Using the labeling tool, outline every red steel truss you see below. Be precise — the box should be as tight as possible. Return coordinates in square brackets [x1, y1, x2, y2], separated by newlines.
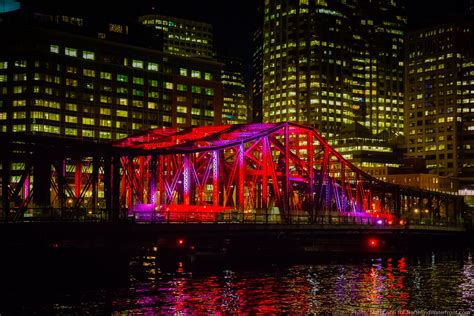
[1, 123, 464, 224]
[111, 122, 403, 223]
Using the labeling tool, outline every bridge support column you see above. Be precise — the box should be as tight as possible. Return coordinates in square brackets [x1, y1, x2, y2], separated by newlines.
[184, 154, 191, 206]
[150, 155, 157, 205]
[56, 159, 66, 211]
[212, 151, 219, 207]
[92, 156, 99, 215]
[238, 143, 245, 212]
[284, 124, 290, 222]
[2, 156, 10, 221]
[112, 155, 121, 221]
[104, 155, 112, 221]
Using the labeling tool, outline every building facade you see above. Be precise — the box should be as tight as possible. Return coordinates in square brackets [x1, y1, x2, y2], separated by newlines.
[0, 10, 223, 142]
[220, 57, 248, 124]
[405, 22, 474, 189]
[260, 0, 406, 142]
[139, 15, 214, 59]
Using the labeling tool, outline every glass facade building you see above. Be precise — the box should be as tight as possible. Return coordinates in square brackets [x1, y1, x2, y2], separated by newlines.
[139, 15, 214, 59]
[261, 0, 406, 142]
[0, 10, 223, 141]
[405, 22, 474, 189]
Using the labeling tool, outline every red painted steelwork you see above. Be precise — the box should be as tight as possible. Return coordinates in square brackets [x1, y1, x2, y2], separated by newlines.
[112, 122, 396, 223]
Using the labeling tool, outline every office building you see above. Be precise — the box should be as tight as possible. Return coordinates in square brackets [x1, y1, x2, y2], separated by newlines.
[405, 23, 474, 190]
[260, 0, 406, 142]
[139, 14, 214, 59]
[220, 57, 248, 124]
[0, 8, 223, 141]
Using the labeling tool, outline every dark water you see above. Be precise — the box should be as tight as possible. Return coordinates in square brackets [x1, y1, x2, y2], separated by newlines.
[1, 248, 473, 314]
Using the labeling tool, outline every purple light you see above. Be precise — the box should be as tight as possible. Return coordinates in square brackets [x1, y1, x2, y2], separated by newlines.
[376, 219, 383, 225]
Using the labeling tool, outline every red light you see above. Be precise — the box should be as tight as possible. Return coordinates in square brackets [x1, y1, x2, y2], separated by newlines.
[368, 238, 378, 248]
[177, 239, 185, 246]
[388, 220, 393, 225]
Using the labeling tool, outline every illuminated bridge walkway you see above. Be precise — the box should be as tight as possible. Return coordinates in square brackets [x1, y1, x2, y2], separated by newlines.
[1, 123, 467, 232]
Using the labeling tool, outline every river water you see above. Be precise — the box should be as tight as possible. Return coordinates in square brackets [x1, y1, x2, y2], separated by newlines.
[1, 248, 473, 314]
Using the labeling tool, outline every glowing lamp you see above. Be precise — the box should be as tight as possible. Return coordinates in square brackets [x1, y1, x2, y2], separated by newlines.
[177, 239, 185, 246]
[376, 219, 383, 225]
[414, 208, 419, 214]
[399, 219, 404, 225]
[388, 220, 393, 225]
[424, 209, 429, 213]
[368, 238, 378, 248]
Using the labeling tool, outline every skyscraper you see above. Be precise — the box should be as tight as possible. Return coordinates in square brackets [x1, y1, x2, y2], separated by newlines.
[139, 15, 215, 59]
[220, 56, 248, 124]
[260, 0, 406, 142]
[405, 22, 474, 189]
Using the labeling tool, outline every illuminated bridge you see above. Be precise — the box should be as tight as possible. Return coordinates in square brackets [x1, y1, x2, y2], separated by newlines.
[1, 122, 466, 229]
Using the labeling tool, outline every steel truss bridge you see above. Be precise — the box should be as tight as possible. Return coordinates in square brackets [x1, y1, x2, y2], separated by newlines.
[0, 123, 466, 227]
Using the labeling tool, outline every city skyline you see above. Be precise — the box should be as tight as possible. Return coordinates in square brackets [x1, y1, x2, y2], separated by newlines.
[17, 0, 473, 83]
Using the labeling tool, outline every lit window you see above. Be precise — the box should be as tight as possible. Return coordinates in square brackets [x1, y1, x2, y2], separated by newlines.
[100, 72, 112, 80]
[117, 87, 128, 94]
[191, 70, 201, 78]
[132, 100, 143, 107]
[0, 61, 8, 69]
[66, 103, 77, 111]
[0, 75, 7, 82]
[50, 45, 60, 54]
[177, 84, 187, 92]
[13, 100, 26, 107]
[117, 74, 128, 82]
[65, 47, 77, 57]
[148, 63, 159, 71]
[83, 69, 95, 77]
[164, 82, 173, 89]
[118, 98, 128, 106]
[133, 89, 144, 97]
[116, 110, 128, 117]
[14, 60, 27, 67]
[99, 131, 112, 139]
[100, 119, 112, 127]
[82, 117, 95, 125]
[177, 106, 187, 113]
[82, 130, 95, 137]
[100, 108, 111, 115]
[180, 68, 187, 76]
[148, 91, 158, 98]
[65, 115, 77, 123]
[83, 51, 95, 60]
[65, 128, 77, 136]
[133, 77, 144, 85]
[204, 73, 212, 80]
[204, 88, 214, 96]
[132, 59, 144, 68]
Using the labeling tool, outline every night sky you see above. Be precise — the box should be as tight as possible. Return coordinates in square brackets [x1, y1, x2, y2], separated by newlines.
[19, 0, 473, 83]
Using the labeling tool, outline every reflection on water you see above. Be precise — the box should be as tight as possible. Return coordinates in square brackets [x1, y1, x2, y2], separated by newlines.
[0, 249, 473, 314]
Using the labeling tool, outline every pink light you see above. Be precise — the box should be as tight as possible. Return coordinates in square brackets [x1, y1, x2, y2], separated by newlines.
[177, 239, 185, 246]
[376, 219, 383, 225]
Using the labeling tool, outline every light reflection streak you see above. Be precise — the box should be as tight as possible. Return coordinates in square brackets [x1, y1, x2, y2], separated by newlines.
[115, 252, 474, 313]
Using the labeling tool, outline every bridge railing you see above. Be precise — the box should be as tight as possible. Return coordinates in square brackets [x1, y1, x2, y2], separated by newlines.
[129, 211, 465, 229]
[0, 208, 466, 229]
